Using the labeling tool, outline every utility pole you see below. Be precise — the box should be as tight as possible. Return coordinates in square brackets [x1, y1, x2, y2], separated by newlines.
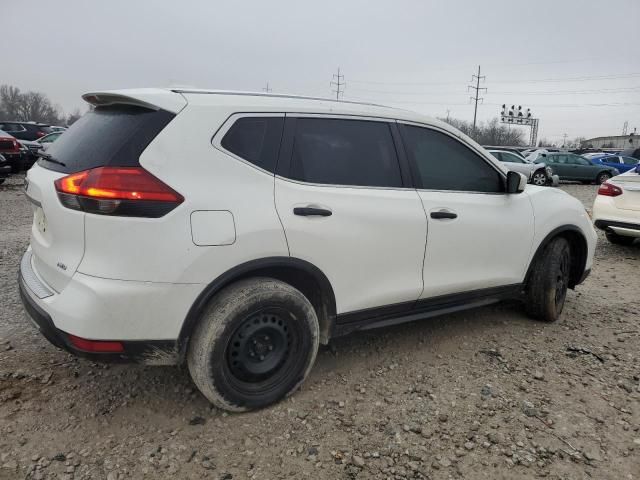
[468, 65, 486, 133]
[446, 109, 451, 122]
[262, 82, 272, 93]
[330, 67, 345, 101]
[562, 133, 568, 148]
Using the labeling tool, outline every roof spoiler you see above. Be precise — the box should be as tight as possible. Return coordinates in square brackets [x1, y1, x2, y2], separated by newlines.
[82, 88, 187, 114]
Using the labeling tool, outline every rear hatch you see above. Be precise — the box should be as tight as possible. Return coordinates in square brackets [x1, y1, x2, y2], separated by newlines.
[612, 172, 640, 212]
[25, 99, 179, 293]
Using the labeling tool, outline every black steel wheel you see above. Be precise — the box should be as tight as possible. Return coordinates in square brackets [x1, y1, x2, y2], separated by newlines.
[525, 237, 572, 322]
[188, 278, 319, 412]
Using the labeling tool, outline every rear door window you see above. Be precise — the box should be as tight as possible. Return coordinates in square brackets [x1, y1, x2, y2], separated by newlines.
[41, 105, 175, 173]
[286, 118, 402, 188]
[220, 117, 284, 173]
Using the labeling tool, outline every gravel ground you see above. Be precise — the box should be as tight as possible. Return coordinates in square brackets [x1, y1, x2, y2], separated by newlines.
[1, 174, 639, 480]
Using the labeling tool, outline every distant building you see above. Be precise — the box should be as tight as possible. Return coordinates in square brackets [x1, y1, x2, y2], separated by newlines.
[582, 134, 639, 149]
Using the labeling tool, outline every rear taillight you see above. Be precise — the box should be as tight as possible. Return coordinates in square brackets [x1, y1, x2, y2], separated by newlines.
[54, 167, 184, 217]
[597, 182, 623, 197]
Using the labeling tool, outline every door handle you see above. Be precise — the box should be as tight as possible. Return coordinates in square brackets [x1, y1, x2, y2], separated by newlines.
[430, 210, 457, 220]
[294, 207, 332, 217]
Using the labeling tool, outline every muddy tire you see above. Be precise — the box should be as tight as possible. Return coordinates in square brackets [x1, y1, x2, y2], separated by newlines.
[187, 278, 319, 412]
[525, 237, 571, 322]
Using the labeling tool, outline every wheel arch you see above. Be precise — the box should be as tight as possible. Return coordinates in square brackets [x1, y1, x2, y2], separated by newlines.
[524, 225, 588, 291]
[178, 257, 337, 360]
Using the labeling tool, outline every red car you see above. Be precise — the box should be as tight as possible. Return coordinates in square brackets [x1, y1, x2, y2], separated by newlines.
[0, 129, 26, 173]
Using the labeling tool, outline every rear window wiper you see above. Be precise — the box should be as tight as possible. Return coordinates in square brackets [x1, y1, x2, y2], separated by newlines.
[37, 151, 66, 167]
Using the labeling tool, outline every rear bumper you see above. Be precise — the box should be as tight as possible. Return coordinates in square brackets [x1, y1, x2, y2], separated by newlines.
[19, 275, 178, 363]
[18, 248, 204, 364]
[594, 219, 640, 238]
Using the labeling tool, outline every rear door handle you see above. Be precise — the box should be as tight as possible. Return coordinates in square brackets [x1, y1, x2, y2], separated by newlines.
[293, 207, 332, 217]
[430, 211, 457, 220]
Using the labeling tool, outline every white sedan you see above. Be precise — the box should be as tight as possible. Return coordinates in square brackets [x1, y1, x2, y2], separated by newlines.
[592, 167, 640, 245]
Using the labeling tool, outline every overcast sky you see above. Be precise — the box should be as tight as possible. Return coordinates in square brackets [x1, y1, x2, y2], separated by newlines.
[4, 0, 639, 143]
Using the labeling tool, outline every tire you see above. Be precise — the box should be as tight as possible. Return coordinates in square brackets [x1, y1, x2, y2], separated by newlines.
[187, 277, 320, 412]
[605, 231, 635, 246]
[531, 170, 547, 186]
[596, 172, 611, 184]
[525, 237, 571, 322]
[0, 178, 5, 185]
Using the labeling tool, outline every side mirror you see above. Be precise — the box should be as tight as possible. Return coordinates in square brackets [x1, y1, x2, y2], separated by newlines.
[506, 171, 527, 194]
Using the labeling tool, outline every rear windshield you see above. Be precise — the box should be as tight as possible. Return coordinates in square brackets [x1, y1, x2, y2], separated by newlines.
[40, 105, 175, 173]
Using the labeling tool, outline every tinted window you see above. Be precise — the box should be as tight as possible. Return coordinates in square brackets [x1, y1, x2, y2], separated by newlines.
[289, 118, 402, 188]
[0, 123, 23, 133]
[402, 125, 503, 192]
[221, 117, 284, 173]
[41, 105, 174, 173]
[622, 156, 638, 165]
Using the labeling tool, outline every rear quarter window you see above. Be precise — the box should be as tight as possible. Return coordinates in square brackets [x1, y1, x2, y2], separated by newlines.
[40, 105, 175, 173]
[220, 117, 284, 173]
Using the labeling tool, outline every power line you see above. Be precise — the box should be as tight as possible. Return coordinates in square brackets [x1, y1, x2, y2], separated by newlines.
[348, 72, 640, 87]
[347, 85, 640, 96]
[330, 67, 345, 101]
[468, 65, 486, 132]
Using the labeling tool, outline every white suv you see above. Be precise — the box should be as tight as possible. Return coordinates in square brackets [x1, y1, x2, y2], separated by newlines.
[20, 89, 597, 411]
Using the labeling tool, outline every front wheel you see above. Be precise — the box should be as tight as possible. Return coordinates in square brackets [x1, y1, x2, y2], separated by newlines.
[188, 278, 319, 412]
[606, 231, 636, 246]
[525, 237, 571, 322]
[531, 170, 548, 186]
[596, 172, 612, 184]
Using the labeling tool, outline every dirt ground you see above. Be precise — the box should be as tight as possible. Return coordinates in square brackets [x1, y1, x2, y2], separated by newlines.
[1, 174, 638, 480]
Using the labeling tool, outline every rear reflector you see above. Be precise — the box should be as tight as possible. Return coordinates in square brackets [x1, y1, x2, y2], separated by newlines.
[54, 167, 183, 217]
[67, 334, 124, 353]
[597, 182, 623, 197]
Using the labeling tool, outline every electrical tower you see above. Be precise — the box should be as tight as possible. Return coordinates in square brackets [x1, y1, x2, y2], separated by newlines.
[468, 65, 486, 132]
[262, 82, 272, 93]
[622, 120, 629, 135]
[562, 133, 568, 148]
[330, 67, 345, 101]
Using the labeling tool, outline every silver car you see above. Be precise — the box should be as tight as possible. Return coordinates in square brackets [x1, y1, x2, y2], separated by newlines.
[488, 149, 558, 186]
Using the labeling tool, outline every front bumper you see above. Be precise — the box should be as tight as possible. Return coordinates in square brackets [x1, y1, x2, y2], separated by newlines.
[18, 249, 203, 364]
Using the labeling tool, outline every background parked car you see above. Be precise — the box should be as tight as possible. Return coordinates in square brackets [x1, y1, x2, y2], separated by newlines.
[36, 131, 63, 151]
[0, 121, 54, 141]
[0, 128, 26, 173]
[487, 149, 557, 186]
[49, 126, 67, 132]
[591, 154, 639, 173]
[17, 139, 44, 169]
[0, 153, 10, 184]
[533, 152, 619, 184]
[592, 169, 640, 245]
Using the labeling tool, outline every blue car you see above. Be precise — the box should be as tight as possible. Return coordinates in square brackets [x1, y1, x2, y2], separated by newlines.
[591, 154, 639, 173]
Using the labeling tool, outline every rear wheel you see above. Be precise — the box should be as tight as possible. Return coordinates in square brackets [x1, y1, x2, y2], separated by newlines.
[605, 231, 636, 246]
[187, 278, 319, 412]
[596, 172, 612, 184]
[525, 237, 571, 322]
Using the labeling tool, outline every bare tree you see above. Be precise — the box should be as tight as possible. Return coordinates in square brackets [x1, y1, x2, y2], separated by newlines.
[0, 84, 76, 125]
[440, 116, 526, 146]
